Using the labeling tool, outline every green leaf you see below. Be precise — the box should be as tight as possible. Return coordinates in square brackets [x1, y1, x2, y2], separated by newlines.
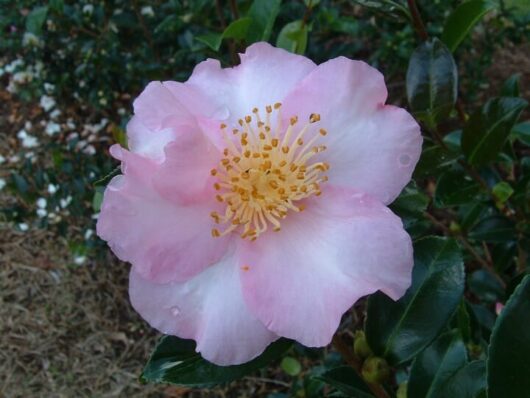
[441, 0, 497, 52]
[197, 17, 252, 51]
[468, 216, 516, 243]
[487, 275, 530, 398]
[276, 20, 308, 55]
[317, 366, 375, 398]
[408, 330, 467, 398]
[26, 5, 49, 35]
[434, 169, 482, 207]
[492, 181, 514, 203]
[92, 187, 104, 212]
[500, 74, 521, 97]
[437, 361, 487, 398]
[281, 356, 301, 376]
[462, 97, 527, 166]
[414, 144, 459, 178]
[246, 0, 282, 43]
[390, 183, 430, 218]
[512, 121, 530, 146]
[365, 237, 465, 365]
[468, 270, 505, 304]
[406, 38, 458, 126]
[141, 336, 292, 387]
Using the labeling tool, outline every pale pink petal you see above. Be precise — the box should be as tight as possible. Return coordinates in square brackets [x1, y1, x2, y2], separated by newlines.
[129, 253, 278, 365]
[152, 125, 221, 205]
[239, 186, 413, 347]
[97, 147, 228, 283]
[282, 57, 422, 204]
[167, 42, 316, 130]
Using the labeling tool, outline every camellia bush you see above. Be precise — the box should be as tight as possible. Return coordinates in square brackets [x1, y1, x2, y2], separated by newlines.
[2, 0, 530, 397]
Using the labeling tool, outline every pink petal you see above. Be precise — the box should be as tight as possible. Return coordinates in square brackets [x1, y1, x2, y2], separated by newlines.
[282, 57, 422, 205]
[96, 147, 229, 283]
[239, 186, 413, 347]
[129, 254, 278, 365]
[169, 42, 316, 130]
[152, 125, 221, 205]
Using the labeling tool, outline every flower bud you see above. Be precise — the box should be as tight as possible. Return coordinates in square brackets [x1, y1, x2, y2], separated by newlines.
[353, 330, 373, 359]
[362, 357, 390, 384]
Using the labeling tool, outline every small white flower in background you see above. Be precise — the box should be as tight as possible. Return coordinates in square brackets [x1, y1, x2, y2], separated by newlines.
[74, 255, 87, 265]
[48, 184, 58, 194]
[25, 121, 32, 130]
[141, 6, 154, 17]
[66, 119, 76, 129]
[5, 59, 24, 74]
[0, 155, 5, 164]
[48, 212, 62, 223]
[83, 145, 96, 156]
[50, 109, 61, 119]
[18, 223, 29, 232]
[84, 229, 94, 240]
[23, 32, 41, 47]
[13, 71, 33, 84]
[117, 107, 127, 116]
[17, 129, 39, 148]
[82, 4, 94, 15]
[9, 155, 20, 163]
[36, 208, 47, 218]
[67, 132, 79, 141]
[60, 196, 72, 208]
[45, 121, 61, 136]
[24, 151, 36, 160]
[44, 82, 55, 93]
[40, 95, 56, 112]
[0, 178, 6, 191]
[36, 198, 47, 209]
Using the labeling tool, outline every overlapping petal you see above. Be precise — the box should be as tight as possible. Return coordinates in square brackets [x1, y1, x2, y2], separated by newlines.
[282, 57, 422, 205]
[129, 253, 278, 365]
[96, 145, 228, 284]
[239, 187, 413, 347]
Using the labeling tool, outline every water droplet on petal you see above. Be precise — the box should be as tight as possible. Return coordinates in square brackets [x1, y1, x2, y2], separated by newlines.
[169, 306, 180, 316]
[399, 154, 411, 167]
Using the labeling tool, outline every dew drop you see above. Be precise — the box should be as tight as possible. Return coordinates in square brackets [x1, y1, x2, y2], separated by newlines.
[169, 306, 181, 316]
[399, 154, 411, 167]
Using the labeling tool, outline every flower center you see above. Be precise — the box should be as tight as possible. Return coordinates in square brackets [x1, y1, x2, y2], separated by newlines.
[210, 103, 329, 241]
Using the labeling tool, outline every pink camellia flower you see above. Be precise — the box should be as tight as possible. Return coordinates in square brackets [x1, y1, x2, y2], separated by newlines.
[97, 42, 422, 366]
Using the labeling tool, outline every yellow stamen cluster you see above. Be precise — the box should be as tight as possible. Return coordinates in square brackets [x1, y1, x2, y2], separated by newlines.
[210, 103, 329, 241]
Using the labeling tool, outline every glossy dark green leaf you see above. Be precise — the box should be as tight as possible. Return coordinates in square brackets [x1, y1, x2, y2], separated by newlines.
[468, 216, 516, 243]
[512, 121, 530, 146]
[276, 20, 308, 55]
[437, 361, 487, 398]
[434, 169, 482, 207]
[141, 336, 292, 387]
[317, 366, 374, 398]
[246, 0, 282, 43]
[365, 237, 465, 364]
[196, 17, 252, 51]
[462, 97, 527, 166]
[487, 275, 530, 398]
[501, 74, 521, 97]
[406, 38, 458, 126]
[390, 183, 430, 218]
[408, 330, 467, 398]
[414, 144, 459, 178]
[441, 0, 497, 52]
[453, 300, 472, 342]
[468, 270, 505, 303]
[26, 5, 49, 35]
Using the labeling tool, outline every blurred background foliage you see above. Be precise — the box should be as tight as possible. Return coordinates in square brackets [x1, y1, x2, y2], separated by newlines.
[1, 0, 530, 397]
